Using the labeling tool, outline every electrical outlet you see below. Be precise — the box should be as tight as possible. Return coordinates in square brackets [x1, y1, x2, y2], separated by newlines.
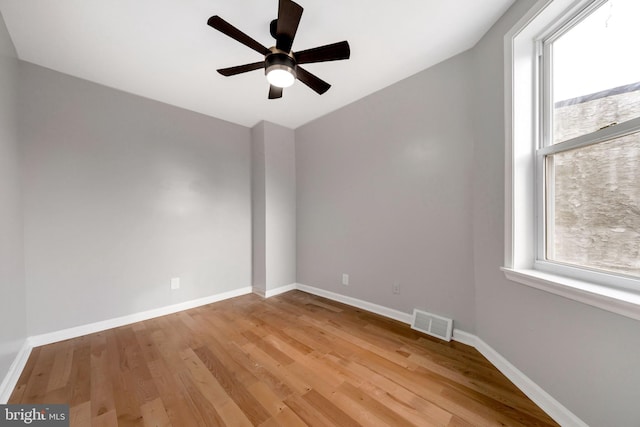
[392, 283, 400, 295]
[170, 277, 180, 290]
[342, 273, 349, 286]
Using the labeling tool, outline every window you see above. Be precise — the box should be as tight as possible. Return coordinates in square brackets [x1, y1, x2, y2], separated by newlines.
[504, 0, 640, 320]
[538, 0, 640, 281]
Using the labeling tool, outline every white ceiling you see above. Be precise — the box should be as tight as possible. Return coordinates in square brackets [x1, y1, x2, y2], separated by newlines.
[0, 0, 514, 129]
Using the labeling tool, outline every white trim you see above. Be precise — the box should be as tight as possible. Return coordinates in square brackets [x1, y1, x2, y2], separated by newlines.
[264, 283, 297, 298]
[504, 0, 640, 320]
[504, 0, 554, 270]
[28, 286, 252, 347]
[1, 283, 586, 426]
[295, 283, 413, 324]
[274, 284, 477, 348]
[0, 340, 32, 404]
[2, 286, 253, 401]
[451, 329, 477, 347]
[538, 117, 640, 156]
[535, 259, 640, 293]
[292, 283, 586, 427]
[473, 337, 588, 427]
[502, 267, 640, 321]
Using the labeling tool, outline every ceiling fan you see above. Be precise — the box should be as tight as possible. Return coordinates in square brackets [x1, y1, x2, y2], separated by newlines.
[207, 0, 351, 99]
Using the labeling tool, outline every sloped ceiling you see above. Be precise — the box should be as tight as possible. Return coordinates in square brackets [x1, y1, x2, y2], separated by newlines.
[0, 0, 514, 128]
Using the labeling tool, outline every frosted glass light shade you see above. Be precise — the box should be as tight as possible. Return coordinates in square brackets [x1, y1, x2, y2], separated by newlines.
[266, 66, 295, 88]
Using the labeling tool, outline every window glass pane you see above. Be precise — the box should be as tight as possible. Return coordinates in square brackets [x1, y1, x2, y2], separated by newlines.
[552, 0, 640, 144]
[546, 131, 640, 277]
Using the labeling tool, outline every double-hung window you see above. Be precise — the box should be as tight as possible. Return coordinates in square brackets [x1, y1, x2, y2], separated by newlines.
[505, 0, 640, 318]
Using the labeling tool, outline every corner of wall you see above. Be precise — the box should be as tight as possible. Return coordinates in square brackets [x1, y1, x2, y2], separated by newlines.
[0, 9, 28, 404]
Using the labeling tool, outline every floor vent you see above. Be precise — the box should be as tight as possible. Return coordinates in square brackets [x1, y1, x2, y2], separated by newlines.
[411, 309, 453, 342]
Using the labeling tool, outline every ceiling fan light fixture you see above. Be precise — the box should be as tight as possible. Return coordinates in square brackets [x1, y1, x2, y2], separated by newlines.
[208, 0, 350, 99]
[265, 48, 297, 88]
[266, 65, 296, 87]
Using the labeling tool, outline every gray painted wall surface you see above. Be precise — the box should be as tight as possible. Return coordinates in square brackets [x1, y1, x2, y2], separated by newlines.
[251, 122, 267, 294]
[263, 122, 296, 291]
[251, 121, 296, 294]
[19, 63, 252, 335]
[296, 53, 476, 332]
[471, 1, 640, 425]
[0, 12, 26, 383]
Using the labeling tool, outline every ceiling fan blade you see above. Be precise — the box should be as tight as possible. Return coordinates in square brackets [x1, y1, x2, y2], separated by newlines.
[207, 16, 270, 56]
[268, 85, 283, 99]
[217, 61, 265, 77]
[296, 66, 331, 95]
[295, 41, 350, 64]
[275, 0, 304, 52]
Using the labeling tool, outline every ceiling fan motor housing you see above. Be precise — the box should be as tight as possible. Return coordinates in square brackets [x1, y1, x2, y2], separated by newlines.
[265, 48, 297, 79]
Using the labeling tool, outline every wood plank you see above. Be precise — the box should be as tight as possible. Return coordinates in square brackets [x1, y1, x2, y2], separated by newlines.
[241, 342, 312, 395]
[68, 341, 92, 407]
[146, 359, 207, 427]
[106, 329, 144, 427]
[8, 346, 42, 403]
[46, 340, 74, 393]
[301, 389, 362, 427]
[19, 344, 57, 403]
[140, 397, 172, 427]
[336, 380, 420, 427]
[175, 369, 226, 426]
[283, 393, 336, 427]
[338, 356, 455, 426]
[241, 330, 295, 366]
[69, 401, 91, 427]
[92, 409, 118, 427]
[259, 406, 307, 427]
[89, 332, 116, 419]
[247, 381, 286, 417]
[225, 341, 293, 400]
[179, 348, 254, 426]
[193, 345, 271, 425]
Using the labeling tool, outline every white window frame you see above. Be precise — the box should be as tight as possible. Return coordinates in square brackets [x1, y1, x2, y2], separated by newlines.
[503, 0, 640, 321]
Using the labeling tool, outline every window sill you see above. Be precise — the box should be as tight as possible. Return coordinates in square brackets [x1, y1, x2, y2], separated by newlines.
[501, 267, 640, 321]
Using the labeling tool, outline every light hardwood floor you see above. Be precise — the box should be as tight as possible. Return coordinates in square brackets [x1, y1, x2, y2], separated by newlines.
[9, 290, 559, 426]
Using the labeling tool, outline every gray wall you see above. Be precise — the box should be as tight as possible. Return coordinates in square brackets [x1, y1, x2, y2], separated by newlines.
[296, 52, 477, 332]
[0, 11, 26, 383]
[471, 1, 640, 426]
[19, 63, 252, 335]
[251, 121, 296, 294]
[263, 122, 296, 292]
[251, 122, 267, 294]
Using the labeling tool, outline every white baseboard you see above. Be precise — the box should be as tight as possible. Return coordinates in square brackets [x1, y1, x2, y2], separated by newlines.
[295, 283, 414, 324]
[252, 288, 266, 298]
[1, 286, 253, 402]
[473, 337, 588, 427]
[290, 283, 586, 427]
[28, 286, 252, 348]
[451, 329, 477, 347]
[264, 283, 297, 298]
[0, 339, 32, 404]
[1, 282, 586, 426]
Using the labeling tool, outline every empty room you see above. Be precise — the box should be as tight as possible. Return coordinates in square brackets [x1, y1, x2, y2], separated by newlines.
[1, 0, 639, 426]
